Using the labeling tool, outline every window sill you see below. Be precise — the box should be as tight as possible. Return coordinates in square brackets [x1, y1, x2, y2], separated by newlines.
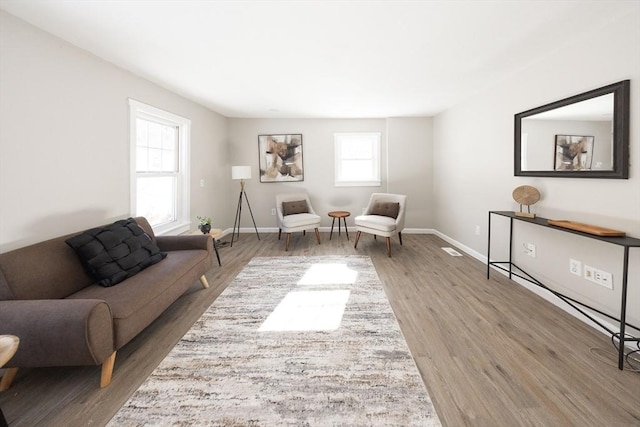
[154, 221, 191, 236]
[335, 181, 381, 187]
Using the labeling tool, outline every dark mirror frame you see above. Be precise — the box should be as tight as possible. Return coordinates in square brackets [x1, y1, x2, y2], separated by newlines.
[514, 80, 630, 179]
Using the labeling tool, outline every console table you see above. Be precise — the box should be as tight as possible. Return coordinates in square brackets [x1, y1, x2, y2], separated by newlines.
[487, 210, 640, 370]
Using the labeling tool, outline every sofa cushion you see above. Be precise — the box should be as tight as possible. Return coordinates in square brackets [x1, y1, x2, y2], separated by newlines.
[370, 202, 400, 219]
[282, 200, 309, 216]
[68, 249, 210, 348]
[65, 218, 166, 287]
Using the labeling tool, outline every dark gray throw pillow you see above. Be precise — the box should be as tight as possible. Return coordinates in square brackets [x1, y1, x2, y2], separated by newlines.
[282, 200, 309, 216]
[370, 202, 400, 219]
[65, 218, 166, 287]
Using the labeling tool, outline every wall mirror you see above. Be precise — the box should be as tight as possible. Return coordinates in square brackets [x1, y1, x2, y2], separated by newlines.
[514, 80, 629, 179]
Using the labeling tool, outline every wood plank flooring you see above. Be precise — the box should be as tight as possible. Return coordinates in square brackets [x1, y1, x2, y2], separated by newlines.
[1, 233, 638, 426]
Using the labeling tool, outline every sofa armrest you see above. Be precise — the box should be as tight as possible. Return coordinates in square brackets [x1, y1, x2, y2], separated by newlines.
[156, 234, 213, 252]
[0, 299, 114, 368]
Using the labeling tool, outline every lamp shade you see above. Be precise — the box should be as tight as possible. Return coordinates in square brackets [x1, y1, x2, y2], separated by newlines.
[232, 166, 251, 180]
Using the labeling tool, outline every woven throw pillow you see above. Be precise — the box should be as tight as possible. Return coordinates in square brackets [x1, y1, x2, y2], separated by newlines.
[66, 218, 166, 287]
[282, 200, 309, 216]
[370, 202, 400, 219]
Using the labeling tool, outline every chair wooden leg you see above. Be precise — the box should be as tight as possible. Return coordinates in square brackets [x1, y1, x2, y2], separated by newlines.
[0, 367, 18, 391]
[354, 231, 361, 249]
[278, 229, 282, 240]
[199, 275, 209, 289]
[398, 231, 403, 245]
[314, 228, 321, 244]
[386, 237, 391, 257]
[303, 230, 306, 236]
[285, 233, 291, 251]
[100, 351, 117, 388]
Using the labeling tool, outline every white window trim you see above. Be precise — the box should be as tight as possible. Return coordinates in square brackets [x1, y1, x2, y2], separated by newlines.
[129, 99, 190, 235]
[334, 132, 381, 187]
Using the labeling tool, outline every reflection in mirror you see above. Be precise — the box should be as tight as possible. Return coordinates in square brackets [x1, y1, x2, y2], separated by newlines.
[521, 94, 613, 171]
[514, 80, 629, 179]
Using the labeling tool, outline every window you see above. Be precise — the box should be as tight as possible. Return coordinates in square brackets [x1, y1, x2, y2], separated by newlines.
[334, 132, 381, 187]
[129, 99, 190, 235]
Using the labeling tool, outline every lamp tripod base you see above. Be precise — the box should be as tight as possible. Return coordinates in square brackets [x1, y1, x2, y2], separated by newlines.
[231, 187, 260, 246]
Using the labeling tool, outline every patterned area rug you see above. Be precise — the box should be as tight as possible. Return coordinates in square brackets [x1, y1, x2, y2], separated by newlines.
[109, 256, 441, 426]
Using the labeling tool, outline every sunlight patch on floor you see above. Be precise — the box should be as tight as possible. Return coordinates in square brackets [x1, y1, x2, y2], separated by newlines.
[258, 290, 351, 331]
[297, 263, 358, 286]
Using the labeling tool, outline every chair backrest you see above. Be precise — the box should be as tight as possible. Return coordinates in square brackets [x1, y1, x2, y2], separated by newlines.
[275, 193, 317, 223]
[365, 193, 407, 232]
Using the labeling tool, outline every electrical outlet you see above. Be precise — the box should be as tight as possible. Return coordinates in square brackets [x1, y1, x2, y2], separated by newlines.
[475, 225, 481, 235]
[599, 271, 613, 289]
[525, 243, 536, 258]
[584, 265, 596, 283]
[584, 265, 612, 289]
[594, 270, 603, 283]
[569, 259, 582, 276]
[271, 208, 276, 216]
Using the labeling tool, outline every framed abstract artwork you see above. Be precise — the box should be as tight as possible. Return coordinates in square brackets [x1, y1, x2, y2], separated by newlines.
[258, 134, 304, 182]
[554, 135, 594, 171]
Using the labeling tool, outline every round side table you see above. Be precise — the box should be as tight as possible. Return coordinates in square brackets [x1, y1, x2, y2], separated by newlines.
[328, 211, 351, 240]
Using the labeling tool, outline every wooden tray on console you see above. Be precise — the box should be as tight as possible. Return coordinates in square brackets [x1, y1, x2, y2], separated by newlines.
[547, 220, 626, 237]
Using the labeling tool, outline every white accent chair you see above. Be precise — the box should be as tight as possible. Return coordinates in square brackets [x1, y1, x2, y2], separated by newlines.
[354, 193, 407, 257]
[275, 193, 322, 251]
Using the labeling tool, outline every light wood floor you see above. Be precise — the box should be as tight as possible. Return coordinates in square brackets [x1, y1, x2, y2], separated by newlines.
[1, 233, 639, 426]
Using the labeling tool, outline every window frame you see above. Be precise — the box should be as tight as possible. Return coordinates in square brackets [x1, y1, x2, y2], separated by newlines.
[334, 132, 381, 187]
[129, 99, 190, 235]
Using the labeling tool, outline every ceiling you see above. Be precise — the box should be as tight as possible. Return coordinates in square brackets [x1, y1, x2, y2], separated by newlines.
[0, 1, 633, 118]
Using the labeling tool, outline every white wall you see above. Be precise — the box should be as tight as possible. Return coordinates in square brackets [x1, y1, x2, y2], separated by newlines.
[0, 11, 229, 252]
[433, 9, 640, 328]
[387, 117, 434, 229]
[227, 117, 433, 231]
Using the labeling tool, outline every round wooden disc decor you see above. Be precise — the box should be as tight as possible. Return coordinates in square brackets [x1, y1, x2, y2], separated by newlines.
[512, 185, 540, 206]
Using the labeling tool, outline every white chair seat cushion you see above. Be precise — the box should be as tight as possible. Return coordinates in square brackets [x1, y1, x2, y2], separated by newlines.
[354, 215, 397, 233]
[281, 213, 321, 228]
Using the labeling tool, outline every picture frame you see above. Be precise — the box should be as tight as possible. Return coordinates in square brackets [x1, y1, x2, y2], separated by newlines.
[554, 135, 594, 171]
[258, 134, 304, 182]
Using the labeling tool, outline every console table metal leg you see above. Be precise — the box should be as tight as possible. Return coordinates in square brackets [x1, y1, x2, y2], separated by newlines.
[487, 212, 492, 279]
[508, 218, 514, 279]
[618, 246, 630, 370]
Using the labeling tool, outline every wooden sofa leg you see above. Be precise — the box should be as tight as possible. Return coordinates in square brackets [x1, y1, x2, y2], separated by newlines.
[278, 229, 282, 240]
[0, 367, 18, 391]
[314, 228, 321, 244]
[398, 231, 403, 245]
[354, 231, 361, 249]
[199, 275, 210, 289]
[285, 233, 291, 251]
[386, 237, 392, 257]
[100, 351, 117, 388]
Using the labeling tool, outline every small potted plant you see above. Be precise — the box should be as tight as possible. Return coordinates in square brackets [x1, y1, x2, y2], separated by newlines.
[197, 216, 212, 234]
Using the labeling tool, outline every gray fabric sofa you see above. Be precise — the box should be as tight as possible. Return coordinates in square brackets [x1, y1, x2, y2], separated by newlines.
[0, 217, 214, 389]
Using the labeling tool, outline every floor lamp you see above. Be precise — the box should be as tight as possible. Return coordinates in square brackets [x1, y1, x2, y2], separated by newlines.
[231, 166, 260, 246]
